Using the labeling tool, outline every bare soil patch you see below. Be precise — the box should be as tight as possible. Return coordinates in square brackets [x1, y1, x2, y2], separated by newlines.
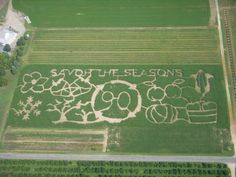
[209, 0, 217, 26]
[0, 0, 8, 7]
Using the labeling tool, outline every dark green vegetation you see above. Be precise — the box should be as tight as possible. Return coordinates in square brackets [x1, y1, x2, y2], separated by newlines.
[0, 53, 11, 87]
[0, 35, 28, 150]
[230, 5, 236, 99]
[0, 159, 231, 177]
[4, 64, 233, 155]
[0, 35, 30, 145]
[13, 0, 210, 27]
[3, 44, 11, 52]
[27, 28, 220, 64]
[233, 9, 236, 55]
[0, 34, 29, 84]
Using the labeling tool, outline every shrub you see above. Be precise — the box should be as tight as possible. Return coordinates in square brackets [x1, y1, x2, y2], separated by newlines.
[16, 37, 25, 46]
[0, 53, 11, 69]
[0, 66, 6, 76]
[15, 55, 21, 62]
[16, 49, 23, 57]
[10, 65, 17, 75]
[3, 44, 11, 52]
[24, 34, 30, 40]
[12, 60, 19, 68]
[0, 77, 8, 87]
[19, 46, 24, 52]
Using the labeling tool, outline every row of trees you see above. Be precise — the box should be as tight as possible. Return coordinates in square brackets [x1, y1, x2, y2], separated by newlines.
[0, 159, 231, 177]
[0, 159, 227, 169]
[0, 34, 29, 87]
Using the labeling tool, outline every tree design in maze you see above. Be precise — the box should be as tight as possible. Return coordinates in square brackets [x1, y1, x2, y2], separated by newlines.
[13, 68, 217, 125]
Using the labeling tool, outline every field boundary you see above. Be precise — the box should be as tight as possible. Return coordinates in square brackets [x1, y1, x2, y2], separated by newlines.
[215, 0, 236, 155]
[222, 10, 236, 112]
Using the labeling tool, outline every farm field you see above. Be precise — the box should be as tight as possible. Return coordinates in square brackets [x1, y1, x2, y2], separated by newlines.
[13, 0, 210, 27]
[26, 28, 221, 64]
[0, 0, 234, 158]
[0, 159, 231, 177]
[3, 64, 233, 155]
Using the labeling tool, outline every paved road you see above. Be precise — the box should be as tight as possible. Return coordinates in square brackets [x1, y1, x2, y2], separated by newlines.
[0, 153, 236, 164]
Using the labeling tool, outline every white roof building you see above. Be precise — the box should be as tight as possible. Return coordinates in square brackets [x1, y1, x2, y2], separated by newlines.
[0, 28, 18, 46]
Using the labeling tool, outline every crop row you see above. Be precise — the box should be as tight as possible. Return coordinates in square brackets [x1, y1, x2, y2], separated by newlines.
[27, 28, 220, 64]
[223, 10, 236, 102]
[33, 29, 217, 40]
[27, 52, 220, 64]
[5, 132, 104, 142]
[32, 43, 217, 51]
[0, 160, 230, 177]
[3, 141, 103, 153]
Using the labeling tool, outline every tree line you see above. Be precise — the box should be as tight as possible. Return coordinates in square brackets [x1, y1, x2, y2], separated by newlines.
[0, 159, 231, 177]
[0, 34, 29, 87]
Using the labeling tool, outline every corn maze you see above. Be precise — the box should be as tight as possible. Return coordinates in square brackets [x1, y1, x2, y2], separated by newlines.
[12, 67, 219, 125]
[4, 65, 233, 154]
[1, 0, 233, 157]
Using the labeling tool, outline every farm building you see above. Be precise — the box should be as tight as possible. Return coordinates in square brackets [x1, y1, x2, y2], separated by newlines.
[0, 28, 17, 51]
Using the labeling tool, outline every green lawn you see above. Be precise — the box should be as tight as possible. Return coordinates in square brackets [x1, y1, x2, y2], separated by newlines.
[26, 28, 221, 64]
[0, 72, 19, 140]
[4, 64, 233, 155]
[13, 0, 210, 27]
